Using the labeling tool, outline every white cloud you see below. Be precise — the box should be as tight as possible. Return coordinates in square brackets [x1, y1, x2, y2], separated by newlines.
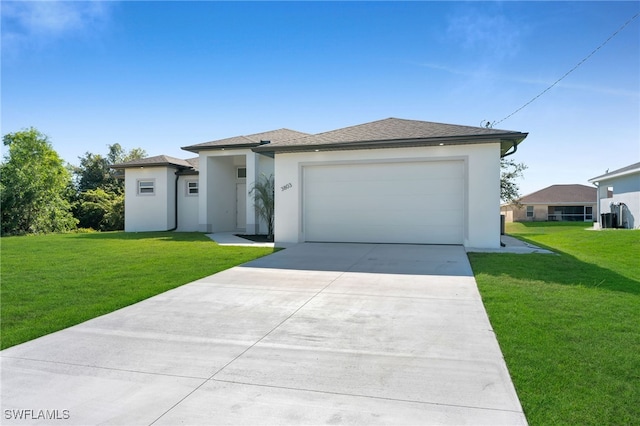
[446, 6, 524, 61]
[1, 1, 112, 51]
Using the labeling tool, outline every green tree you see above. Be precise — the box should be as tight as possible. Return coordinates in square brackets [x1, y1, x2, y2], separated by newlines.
[72, 143, 145, 230]
[249, 174, 275, 239]
[75, 188, 124, 231]
[501, 158, 528, 205]
[1, 128, 78, 235]
[73, 143, 146, 194]
[75, 153, 113, 193]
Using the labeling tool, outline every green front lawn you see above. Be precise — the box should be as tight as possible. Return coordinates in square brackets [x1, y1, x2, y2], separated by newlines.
[0, 232, 274, 350]
[469, 222, 639, 425]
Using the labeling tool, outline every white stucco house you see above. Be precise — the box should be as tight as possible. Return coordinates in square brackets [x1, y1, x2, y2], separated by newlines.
[113, 129, 307, 233]
[589, 162, 640, 229]
[112, 155, 200, 232]
[114, 118, 528, 249]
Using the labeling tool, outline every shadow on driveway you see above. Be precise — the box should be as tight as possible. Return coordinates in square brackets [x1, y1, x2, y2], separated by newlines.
[244, 242, 474, 277]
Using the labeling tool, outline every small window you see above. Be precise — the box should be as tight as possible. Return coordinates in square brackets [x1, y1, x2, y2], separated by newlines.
[526, 206, 534, 218]
[137, 180, 155, 195]
[585, 206, 593, 221]
[237, 167, 247, 179]
[186, 180, 198, 196]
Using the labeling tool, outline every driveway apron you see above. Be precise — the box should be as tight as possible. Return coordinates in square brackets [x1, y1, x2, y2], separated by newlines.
[1, 243, 526, 425]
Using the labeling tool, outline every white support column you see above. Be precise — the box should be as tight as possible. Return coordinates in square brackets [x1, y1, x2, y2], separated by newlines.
[245, 152, 258, 234]
[198, 153, 212, 233]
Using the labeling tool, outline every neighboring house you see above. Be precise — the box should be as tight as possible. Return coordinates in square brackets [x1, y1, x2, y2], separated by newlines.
[114, 117, 528, 249]
[588, 162, 640, 229]
[501, 184, 597, 223]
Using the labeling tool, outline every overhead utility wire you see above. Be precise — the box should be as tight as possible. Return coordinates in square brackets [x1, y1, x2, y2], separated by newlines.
[492, 11, 639, 127]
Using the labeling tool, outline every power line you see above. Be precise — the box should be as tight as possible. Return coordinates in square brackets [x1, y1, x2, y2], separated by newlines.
[491, 11, 639, 127]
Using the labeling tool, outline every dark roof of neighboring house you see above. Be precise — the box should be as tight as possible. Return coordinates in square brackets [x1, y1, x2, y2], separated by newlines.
[517, 184, 597, 204]
[112, 155, 199, 171]
[252, 118, 528, 156]
[182, 128, 310, 153]
[589, 161, 640, 182]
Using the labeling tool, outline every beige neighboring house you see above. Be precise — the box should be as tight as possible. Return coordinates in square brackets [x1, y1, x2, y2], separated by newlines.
[501, 184, 597, 222]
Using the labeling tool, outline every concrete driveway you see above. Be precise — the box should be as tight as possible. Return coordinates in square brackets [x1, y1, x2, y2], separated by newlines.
[1, 243, 526, 425]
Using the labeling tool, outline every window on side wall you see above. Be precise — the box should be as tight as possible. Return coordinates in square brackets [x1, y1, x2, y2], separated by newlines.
[526, 206, 534, 218]
[137, 179, 155, 195]
[186, 180, 198, 196]
[237, 167, 247, 179]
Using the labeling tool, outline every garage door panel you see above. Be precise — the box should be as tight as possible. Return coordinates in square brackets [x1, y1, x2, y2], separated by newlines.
[309, 207, 463, 229]
[304, 161, 465, 244]
[307, 223, 463, 245]
[307, 183, 464, 203]
[306, 161, 460, 177]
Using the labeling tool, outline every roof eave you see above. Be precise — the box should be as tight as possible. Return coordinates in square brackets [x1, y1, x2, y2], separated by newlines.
[111, 163, 191, 170]
[516, 201, 596, 205]
[181, 143, 260, 153]
[253, 132, 528, 154]
[588, 167, 640, 183]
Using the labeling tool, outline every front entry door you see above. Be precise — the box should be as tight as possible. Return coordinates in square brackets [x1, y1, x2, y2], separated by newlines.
[236, 183, 246, 230]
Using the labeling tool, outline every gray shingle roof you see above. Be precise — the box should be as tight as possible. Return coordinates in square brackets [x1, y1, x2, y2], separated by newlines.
[252, 118, 527, 154]
[112, 155, 197, 170]
[589, 161, 640, 182]
[185, 157, 199, 170]
[518, 184, 597, 204]
[182, 128, 309, 152]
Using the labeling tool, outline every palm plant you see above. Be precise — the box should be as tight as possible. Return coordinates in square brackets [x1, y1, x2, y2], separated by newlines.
[249, 173, 275, 239]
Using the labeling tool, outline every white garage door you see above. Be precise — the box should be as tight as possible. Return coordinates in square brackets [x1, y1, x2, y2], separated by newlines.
[303, 160, 465, 244]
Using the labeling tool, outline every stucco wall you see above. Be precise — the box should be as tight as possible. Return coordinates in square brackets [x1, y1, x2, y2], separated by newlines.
[207, 156, 237, 232]
[177, 175, 199, 231]
[503, 204, 548, 222]
[274, 142, 501, 249]
[124, 167, 174, 232]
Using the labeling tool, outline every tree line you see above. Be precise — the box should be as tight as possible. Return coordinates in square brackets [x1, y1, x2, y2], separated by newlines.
[1, 128, 146, 236]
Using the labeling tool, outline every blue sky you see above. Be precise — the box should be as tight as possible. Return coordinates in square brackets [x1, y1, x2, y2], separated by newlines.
[2, 1, 639, 196]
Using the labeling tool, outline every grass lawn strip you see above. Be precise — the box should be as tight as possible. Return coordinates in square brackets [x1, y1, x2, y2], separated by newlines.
[468, 223, 639, 425]
[1, 232, 274, 350]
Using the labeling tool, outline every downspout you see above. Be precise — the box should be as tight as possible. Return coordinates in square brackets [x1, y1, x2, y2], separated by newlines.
[168, 170, 180, 231]
[592, 181, 601, 228]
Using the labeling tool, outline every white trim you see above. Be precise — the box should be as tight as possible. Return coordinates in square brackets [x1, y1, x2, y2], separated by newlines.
[589, 166, 640, 183]
[185, 179, 198, 196]
[137, 179, 156, 196]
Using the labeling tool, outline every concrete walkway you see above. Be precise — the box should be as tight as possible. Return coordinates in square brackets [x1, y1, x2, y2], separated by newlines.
[207, 232, 275, 248]
[1, 243, 526, 425]
[467, 235, 554, 254]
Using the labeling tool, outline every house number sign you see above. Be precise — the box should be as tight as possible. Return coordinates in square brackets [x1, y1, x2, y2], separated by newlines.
[281, 183, 292, 192]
